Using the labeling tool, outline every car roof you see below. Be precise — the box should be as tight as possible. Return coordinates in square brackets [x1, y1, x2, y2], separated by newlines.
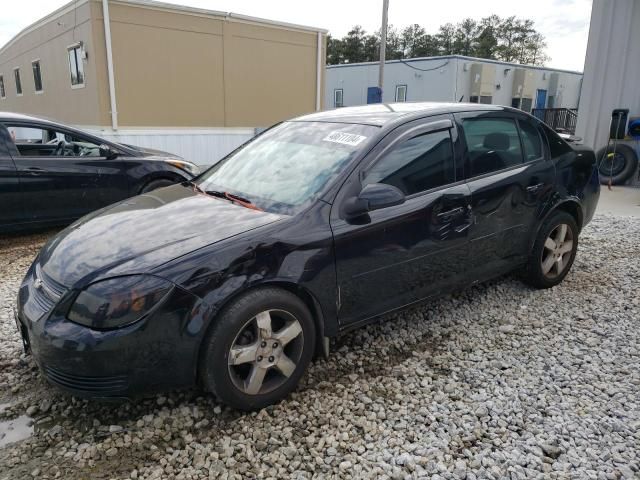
[0, 111, 71, 129]
[293, 102, 508, 126]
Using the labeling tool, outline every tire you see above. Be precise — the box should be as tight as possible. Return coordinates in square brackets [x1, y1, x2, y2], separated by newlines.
[200, 287, 316, 410]
[596, 144, 638, 185]
[523, 211, 579, 289]
[140, 178, 175, 193]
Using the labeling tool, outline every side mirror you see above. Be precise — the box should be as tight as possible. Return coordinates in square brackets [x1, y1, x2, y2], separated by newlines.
[99, 144, 118, 159]
[343, 183, 405, 220]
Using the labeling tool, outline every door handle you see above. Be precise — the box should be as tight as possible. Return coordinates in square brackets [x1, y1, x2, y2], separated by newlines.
[24, 167, 45, 175]
[526, 183, 545, 193]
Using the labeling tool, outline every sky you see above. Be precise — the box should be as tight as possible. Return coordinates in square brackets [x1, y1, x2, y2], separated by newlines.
[0, 0, 593, 72]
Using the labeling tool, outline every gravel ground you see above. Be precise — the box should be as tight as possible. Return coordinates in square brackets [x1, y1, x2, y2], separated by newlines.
[0, 214, 639, 480]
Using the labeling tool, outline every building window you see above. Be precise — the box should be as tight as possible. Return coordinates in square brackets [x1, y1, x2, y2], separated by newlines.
[334, 89, 343, 108]
[14, 68, 22, 95]
[67, 44, 85, 87]
[479, 95, 492, 104]
[470, 95, 479, 103]
[520, 98, 533, 113]
[395, 84, 407, 102]
[547, 96, 555, 108]
[0, 76, 5, 99]
[511, 98, 521, 109]
[32, 60, 43, 92]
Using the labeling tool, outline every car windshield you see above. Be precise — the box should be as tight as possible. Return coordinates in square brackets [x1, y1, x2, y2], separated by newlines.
[197, 121, 378, 215]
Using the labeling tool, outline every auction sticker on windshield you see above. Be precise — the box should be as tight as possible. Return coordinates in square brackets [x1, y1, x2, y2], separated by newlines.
[323, 131, 367, 146]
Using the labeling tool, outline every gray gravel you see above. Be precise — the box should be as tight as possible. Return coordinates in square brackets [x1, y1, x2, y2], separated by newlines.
[0, 214, 639, 480]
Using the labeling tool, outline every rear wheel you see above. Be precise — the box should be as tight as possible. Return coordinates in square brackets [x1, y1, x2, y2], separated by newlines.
[141, 178, 175, 193]
[200, 288, 315, 410]
[523, 211, 579, 289]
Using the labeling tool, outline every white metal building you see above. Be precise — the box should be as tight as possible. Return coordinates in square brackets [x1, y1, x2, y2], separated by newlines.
[576, 0, 640, 151]
[326, 55, 583, 113]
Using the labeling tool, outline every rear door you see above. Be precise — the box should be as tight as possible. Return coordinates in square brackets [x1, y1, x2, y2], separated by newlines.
[455, 111, 555, 276]
[331, 116, 473, 326]
[4, 122, 128, 223]
[0, 125, 22, 227]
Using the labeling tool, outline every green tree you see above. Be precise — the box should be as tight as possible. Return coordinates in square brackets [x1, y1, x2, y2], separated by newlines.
[453, 18, 477, 56]
[326, 16, 548, 66]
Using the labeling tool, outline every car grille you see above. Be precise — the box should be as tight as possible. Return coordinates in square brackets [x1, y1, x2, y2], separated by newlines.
[43, 366, 128, 395]
[28, 265, 67, 319]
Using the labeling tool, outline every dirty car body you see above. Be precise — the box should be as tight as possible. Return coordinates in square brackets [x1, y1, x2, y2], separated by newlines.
[15, 103, 600, 403]
[0, 112, 199, 233]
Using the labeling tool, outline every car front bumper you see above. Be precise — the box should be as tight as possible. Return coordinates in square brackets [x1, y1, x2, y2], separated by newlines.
[15, 268, 208, 399]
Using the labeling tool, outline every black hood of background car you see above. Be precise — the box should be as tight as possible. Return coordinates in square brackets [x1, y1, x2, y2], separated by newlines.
[38, 184, 284, 288]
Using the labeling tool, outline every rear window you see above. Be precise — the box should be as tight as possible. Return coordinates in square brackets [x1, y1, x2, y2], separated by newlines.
[542, 123, 573, 157]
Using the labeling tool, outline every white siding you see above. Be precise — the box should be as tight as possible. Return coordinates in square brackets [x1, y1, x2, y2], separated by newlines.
[83, 127, 255, 166]
[326, 55, 582, 111]
[576, 0, 640, 149]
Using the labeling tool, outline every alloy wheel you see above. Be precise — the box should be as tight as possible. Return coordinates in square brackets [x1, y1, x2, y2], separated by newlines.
[227, 309, 304, 395]
[541, 223, 574, 279]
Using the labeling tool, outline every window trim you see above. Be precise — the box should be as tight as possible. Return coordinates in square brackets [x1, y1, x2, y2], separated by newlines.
[67, 43, 85, 89]
[395, 84, 407, 102]
[333, 88, 343, 108]
[31, 59, 43, 94]
[0, 75, 5, 99]
[13, 67, 23, 96]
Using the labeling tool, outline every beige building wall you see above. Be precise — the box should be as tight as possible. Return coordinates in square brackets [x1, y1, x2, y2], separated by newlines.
[0, 0, 326, 130]
[0, 1, 104, 125]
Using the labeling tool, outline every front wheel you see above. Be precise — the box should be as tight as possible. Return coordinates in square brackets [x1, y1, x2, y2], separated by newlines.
[523, 211, 579, 289]
[200, 288, 315, 410]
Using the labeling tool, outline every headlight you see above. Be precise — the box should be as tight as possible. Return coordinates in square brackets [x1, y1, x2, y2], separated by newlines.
[167, 159, 200, 176]
[67, 275, 172, 330]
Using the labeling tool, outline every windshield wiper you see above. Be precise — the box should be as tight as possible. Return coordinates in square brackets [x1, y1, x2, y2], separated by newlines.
[205, 190, 263, 211]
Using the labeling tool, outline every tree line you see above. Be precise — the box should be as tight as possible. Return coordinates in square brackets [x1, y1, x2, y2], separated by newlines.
[327, 15, 549, 66]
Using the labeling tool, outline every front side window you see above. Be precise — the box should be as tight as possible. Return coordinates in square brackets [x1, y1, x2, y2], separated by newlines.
[14, 68, 22, 95]
[395, 85, 407, 102]
[363, 129, 455, 196]
[462, 117, 524, 177]
[32, 60, 43, 92]
[518, 119, 543, 161]
[6, 124, 103, 157]
[0, 76, 5, 99]
[334, 89, 343, 108]
[197, 121, 378, 215]
[68, 45, 85, 86]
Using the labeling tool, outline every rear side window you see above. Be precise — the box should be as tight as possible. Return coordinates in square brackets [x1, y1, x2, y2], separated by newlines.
[462, 118, 524, 177]
[364, 129, 455, 195]
[518, 119, 543, 161]
[541, 124, 573, 157]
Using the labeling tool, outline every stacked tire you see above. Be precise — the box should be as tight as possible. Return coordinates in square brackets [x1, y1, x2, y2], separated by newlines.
[597, 144, 638, 185]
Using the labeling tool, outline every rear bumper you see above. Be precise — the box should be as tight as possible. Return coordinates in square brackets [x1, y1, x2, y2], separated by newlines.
[582, 166, 601, 227]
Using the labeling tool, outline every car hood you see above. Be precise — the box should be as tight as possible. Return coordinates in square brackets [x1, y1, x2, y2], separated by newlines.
[123, 144, 181, 158]
[38, 184, 284, 288]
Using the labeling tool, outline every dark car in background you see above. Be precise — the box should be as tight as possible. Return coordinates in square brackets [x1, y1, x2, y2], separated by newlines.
[15, 103, 600, 410]
[0, 112, 199, 232]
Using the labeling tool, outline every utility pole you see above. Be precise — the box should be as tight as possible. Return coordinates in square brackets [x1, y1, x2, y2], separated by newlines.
[378, 0, 389, 95]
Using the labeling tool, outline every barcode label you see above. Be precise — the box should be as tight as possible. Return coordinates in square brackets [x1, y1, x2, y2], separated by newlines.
[323, 131, 367, 146]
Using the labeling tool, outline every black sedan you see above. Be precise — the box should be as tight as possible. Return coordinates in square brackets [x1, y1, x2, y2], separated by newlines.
[0, 112, 199, 232]
[15, 103, 600, 410]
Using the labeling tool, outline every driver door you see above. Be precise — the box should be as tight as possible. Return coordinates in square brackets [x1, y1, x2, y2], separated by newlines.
[5, 122, 126, 224]
[330, 116, 472, 326]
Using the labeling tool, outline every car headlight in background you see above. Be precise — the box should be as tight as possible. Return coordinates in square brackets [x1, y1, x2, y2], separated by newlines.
[67, 275, 172, 330]
[166, 159, 200, 177]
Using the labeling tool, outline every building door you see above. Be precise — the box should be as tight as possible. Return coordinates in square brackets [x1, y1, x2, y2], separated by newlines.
[535, 89, 547, 109]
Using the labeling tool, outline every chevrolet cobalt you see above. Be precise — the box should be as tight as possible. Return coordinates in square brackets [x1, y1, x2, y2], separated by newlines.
[16, 103, 600, 410]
